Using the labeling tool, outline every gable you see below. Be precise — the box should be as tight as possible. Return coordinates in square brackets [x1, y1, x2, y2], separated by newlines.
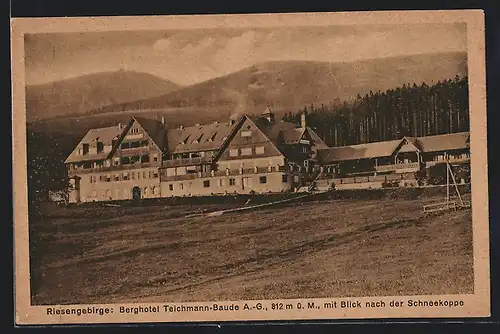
[108, 118, 163, 162]
[218, 117, 283, 161]
[394, 137, 421, 154]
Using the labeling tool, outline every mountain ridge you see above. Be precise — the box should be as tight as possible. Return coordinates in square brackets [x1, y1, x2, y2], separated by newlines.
[26, 71, 181, 122]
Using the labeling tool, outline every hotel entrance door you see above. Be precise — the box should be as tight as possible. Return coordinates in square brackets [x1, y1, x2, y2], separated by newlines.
[242, 177, 252, 190]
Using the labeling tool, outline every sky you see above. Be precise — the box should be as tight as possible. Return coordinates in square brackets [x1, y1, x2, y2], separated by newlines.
[24, 23, 467, 86]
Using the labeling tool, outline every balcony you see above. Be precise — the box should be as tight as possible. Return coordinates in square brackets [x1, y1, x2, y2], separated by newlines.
[162, 156, 213, 167]
[425, 156, 470, 167]
[161, 165, 288, 182]
[68, 162, 156, 176]
[375, 162, 421, 173]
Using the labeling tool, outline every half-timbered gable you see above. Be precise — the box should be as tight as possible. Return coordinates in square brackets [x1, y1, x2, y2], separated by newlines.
[217, 115, 286, 171]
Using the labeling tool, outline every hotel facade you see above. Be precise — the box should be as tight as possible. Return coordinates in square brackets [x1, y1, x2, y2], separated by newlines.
[64, 108, 470, 203]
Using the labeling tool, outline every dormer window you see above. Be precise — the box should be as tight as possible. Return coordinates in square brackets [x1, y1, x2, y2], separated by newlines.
[82, 144, 89, 155]
[181, 135, 190, 145]
[208, 132, 217, 142]
[96, 141, 104, 153]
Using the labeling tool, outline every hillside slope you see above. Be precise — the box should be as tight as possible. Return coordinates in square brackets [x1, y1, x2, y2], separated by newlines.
[96, 51, 467, 116]
[26, 71, 180, 121]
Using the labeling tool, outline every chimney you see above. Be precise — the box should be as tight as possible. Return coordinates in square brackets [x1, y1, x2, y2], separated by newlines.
[301, 112, 307, 128]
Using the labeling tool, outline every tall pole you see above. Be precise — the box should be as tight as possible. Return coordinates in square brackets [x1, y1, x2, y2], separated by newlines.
[446, 153, 449, 208]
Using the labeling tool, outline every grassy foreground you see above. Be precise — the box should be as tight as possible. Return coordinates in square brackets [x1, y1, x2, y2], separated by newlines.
[29, 195, 473, 305]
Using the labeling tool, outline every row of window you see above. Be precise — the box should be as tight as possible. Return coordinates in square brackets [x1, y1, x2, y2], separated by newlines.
[87, 186, 160, 199]
[116, 154, 159, 166]
[165, 175, 289, 191]
[89, 170, 158, 183]
[120, 140, 149, 149]
[229, 146, 265, 157]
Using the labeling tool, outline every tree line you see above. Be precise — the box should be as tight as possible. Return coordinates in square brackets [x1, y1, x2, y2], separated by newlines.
[282, 75, 469, 147]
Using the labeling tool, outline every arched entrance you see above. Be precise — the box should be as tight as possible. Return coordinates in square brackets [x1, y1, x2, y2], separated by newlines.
[132, 186, 141, 200]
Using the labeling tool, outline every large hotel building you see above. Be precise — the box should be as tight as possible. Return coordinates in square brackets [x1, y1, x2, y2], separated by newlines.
[64, 108, 470, 203]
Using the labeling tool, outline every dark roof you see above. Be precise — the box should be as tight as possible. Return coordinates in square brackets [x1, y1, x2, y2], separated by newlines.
[306, 127, 329, 149]
[133, 117, 168, 151]
[251, 117, 301, 144]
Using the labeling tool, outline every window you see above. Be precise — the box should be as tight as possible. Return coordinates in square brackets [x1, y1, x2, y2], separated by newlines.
[144, 187, 148, 195]
[241, 130, 252, 137]
[241, 148, 252, 156]
[153, 186, 160, 195]
[121, 142, 130, 149]
[97, 142, 104, 153]
[229, 149, 239, 157]
[153, 154, 159, 162]
[130, 141, 140, 148]
[99, 175, 104, 181]
[256, 146, 265, 155]
[82, 144, 89, 155]
[121, 157, 130, 165]
[203, 180, 210, 188]
[179, 183, 184, 190]
[140, 140, 149, 147]
[114, 175, 120, 181]
[143, 171, 147, 179]
[137, 172, 141, 180]
[260, 176, 267, 184]
[131, 172, 136, 180]
[106, 175, 111, 182]
[153, 172, 159, 178]
[229, 178, 236, 186]
[141, 155, 150, 163]
[123, 173, 129, 181]
[113, 158, 120, 166]
[188, 182, 192, 189]
[282, 174, 288, 183]
[89, 176, 93, 183]
[169, 184, 173, 191]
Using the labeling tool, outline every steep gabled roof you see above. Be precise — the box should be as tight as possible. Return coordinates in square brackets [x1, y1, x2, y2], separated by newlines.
[305, 126, 329, 149]
[416, 132, 469, 152]
[250, 117, 301, 145]
[64, 125, 124, 163]
[132, 117, 168, 151]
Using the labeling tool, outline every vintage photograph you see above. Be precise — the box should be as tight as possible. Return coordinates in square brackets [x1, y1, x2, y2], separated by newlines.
[12, 11, 490, 324]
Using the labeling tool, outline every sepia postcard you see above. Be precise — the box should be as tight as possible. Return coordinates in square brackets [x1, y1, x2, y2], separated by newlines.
[11, 10, 490, 325]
